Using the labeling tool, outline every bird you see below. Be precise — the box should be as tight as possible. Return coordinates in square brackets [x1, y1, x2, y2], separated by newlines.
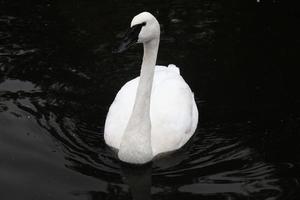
[104, 12, 198, 164]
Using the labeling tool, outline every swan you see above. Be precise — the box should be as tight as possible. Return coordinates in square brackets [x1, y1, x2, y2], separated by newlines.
[104, 12, 198, 164]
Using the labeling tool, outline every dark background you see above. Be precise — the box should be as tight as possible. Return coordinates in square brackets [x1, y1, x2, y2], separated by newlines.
[1, 0, 300, 199]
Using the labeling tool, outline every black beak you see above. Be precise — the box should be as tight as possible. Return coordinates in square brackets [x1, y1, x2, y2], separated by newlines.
[113, 23, 146, 53]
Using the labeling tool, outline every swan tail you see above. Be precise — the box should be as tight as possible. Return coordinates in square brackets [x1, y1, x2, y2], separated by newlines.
[168, 64, 180, 74]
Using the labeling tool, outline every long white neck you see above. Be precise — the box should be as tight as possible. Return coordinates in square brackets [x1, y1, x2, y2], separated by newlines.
[131, 39, 159, 121]
[118, 38, 159, 164]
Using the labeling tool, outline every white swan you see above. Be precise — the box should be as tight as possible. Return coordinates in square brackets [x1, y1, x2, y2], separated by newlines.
[104, 12, 198, 164]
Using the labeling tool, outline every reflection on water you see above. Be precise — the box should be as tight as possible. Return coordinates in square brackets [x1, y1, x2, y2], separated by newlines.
[1, 0, 300, 199]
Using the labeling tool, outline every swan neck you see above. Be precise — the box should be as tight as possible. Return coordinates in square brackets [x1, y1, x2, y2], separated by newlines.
[118, 38, 159, 164]
[132, 39, 159, 121]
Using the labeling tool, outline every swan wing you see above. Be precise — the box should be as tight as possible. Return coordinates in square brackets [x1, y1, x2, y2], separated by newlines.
[104, 76, 138, 149]
[150, 70, 198, 155]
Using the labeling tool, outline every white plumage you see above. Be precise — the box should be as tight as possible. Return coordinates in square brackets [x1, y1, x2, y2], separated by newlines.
[105, 65, 198, 158]
[104, 12, 198, 164]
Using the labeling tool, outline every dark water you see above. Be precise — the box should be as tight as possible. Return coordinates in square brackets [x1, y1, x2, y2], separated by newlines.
[1, 0, 300, 199]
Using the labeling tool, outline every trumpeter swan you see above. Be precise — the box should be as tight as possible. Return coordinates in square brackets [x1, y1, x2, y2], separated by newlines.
[104, 12, 198, 164]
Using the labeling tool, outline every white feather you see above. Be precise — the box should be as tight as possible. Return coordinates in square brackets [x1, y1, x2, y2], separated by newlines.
[104, 64, 198, 156]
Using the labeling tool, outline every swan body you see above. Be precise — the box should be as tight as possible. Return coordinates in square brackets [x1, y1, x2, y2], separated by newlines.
[104, 12, 198, 164]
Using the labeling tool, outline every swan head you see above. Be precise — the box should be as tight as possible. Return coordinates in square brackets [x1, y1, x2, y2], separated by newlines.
[131, 12, 160, 43]
[114, 12, 160, 53]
